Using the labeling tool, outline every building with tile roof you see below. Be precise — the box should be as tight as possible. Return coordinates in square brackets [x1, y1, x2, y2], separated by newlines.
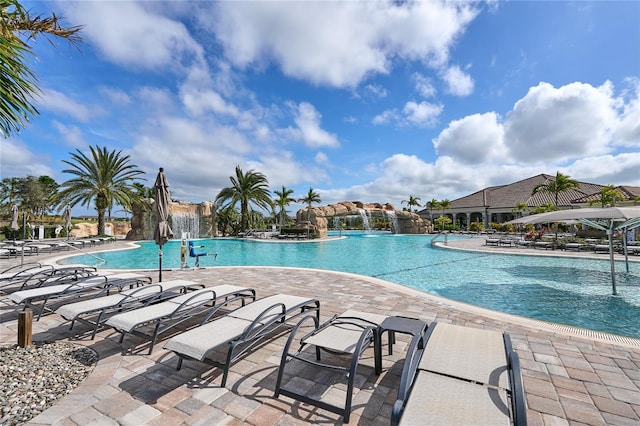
[419, 174, 640, 229]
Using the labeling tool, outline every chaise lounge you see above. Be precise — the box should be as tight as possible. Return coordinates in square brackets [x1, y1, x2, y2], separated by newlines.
[56, 279, 204, 339]
[391, 322, 527, 426]
[106, 285, 256, 354]
[164, 293, 320, 387]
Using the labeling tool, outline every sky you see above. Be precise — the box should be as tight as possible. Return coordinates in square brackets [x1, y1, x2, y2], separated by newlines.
[1, 0, 639, 217]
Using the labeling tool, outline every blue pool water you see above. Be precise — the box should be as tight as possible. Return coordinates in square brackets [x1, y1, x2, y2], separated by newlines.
[62, 232, 640, 338]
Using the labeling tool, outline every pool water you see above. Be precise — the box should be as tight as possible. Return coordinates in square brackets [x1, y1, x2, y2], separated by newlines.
[62, 232, 640, 338]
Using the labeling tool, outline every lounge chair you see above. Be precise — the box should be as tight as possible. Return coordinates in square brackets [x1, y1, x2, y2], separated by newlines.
[106, 285, 256, 354]
[391, 322, 527, 426]
[9, 272, 152, 320]
[56, 279, 204, 339]
[164, 293, 320, 387]
[0, 264, 97, 293]
[274, 310, 388, 422]
[0, 263, 54, 282]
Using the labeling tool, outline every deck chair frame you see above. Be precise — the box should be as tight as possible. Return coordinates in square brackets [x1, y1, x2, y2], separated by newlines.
[391, 322, 527, 426]
[107, 286, 256, 354]
[57, 279, 203, 339]
[10, 273, 151, 320]
[165, 294, 320, 387]
[274, 311, 387, 423]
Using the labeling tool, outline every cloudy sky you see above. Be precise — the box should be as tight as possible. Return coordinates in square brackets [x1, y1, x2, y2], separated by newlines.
[2, 0, 639, 216]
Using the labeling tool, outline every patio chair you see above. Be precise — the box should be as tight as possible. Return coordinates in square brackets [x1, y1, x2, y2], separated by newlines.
[9, 272, 152, 320]
[391, 322, 527, 426]
[274, 310, 388, 422]
[56, 279, 204, 339]
[106, 285, 256, 354]
[0, 263, 53, 282]
[0, 264, 97, 293]
[164, 293, 321, 387]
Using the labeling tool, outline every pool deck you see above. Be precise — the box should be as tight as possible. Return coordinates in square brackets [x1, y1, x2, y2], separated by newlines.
[0, 237, 639, 425]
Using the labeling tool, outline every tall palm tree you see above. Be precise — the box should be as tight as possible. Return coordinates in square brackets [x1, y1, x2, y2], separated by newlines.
[298, 188, 321, 221]
[215, 166, 272, 232]
[55, 146, 145, 236]
[438, 199, 451, 231]
[589, 185, 623, 208]
[426, 198, 439, 228]
[0, 0, 82, 137]
[531, 171, 580, 207]
[401, 195, 421, 213]
[273, 185, 296, 229]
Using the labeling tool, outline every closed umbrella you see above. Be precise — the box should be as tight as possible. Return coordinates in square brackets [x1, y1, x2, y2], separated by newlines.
[63, 205, 72, 239]
[154, 168, 173, 282]
[10, 204, 19, 233]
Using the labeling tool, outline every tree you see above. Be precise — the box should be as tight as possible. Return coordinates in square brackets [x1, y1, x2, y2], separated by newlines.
[298, 187, 321, 221]
[531, 171, 580, 207]
[401, 195, 421, 213]
[589, 185, 623, 208]
[273, 185, 296, 229]
[0, 0, 82, 137]
[426, 198, 439, 227]
[511, 202, 529, 219]
[215, 166, 272, 233]
[55, 146, 145, 236]
[438, 199, 451, 231]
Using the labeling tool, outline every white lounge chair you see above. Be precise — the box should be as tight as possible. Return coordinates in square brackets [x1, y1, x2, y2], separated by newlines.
[391, 322, 527, 426]
[0, 264, 97, 293]
[56, 279, 204, 339]
[106, 285, 256, 354]
[0, 263, 54, 282]
[164, 293, 320, 387]
[10, 272, 151, 320]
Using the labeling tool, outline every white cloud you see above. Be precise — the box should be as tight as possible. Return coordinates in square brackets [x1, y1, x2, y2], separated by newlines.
[441, 65, 474, 96]
[291, 102, 339, 148]
[504, 81, 618, 162]
[37, 89, 96, 122]
[403, 101, 443, 127]
[51, 121, 85, 148]
[413, 73, 437, 98]
[433, 112, 506, 164]
[208, 1, 479, 88]
[372, 109, 400, 125]
[365, 84, 388, 98]
[0, 140, 54, 178]
[58, 1, 205, 72]
[99, 87, 132, 106]
[315, 152, 329, 165]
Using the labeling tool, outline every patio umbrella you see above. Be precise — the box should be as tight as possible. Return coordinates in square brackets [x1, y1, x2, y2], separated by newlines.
[153, 167, 173, 282]
[63, 205, 72, 239]
[10, 204, 19, 234]
[506, 207, 640, 294]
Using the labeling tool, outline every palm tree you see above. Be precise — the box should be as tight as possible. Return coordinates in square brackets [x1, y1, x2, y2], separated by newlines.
[438, 199, 451, 231]
[401, 195, 421, 213]
[531, 171, 580, 207]
[55, 146, 145, 236]
[511, 202, 529, 219]
[273, 185, 296, 230]
[589, 185, 623, 208]
[0, 0, 82, 137]
[298, 188, 321, 222]
[215, 166, 272, 233]
[426, 198, 439, 229]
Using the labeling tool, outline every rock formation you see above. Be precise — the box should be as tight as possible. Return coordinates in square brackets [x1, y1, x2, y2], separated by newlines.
[295, 201, 429, 238]
[126, 200, 216, 241]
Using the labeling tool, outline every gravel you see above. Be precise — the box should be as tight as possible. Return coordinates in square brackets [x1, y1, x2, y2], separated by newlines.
[0, 342, 97, 426]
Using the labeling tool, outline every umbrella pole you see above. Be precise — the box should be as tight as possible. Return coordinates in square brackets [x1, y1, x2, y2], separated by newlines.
[608, 221, 617, 295]
[159, 247, 163, 282]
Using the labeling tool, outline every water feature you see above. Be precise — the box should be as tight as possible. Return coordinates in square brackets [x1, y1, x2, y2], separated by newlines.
[358, 209, 372, 230]
[61, 232, 640, 339]
[386, 210, 399, 234]
[171, 212, 199, 240]
[332, 217, 342, 230]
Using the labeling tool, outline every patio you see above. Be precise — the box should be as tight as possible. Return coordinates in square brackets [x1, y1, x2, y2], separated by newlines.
[0, 240, 639, 425]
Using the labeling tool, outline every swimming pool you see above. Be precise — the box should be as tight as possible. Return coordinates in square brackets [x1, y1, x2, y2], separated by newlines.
[62, 232, 640, 338]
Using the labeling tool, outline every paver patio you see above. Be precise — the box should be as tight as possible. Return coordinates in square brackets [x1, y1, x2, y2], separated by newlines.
[0, 238, 638, 425]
